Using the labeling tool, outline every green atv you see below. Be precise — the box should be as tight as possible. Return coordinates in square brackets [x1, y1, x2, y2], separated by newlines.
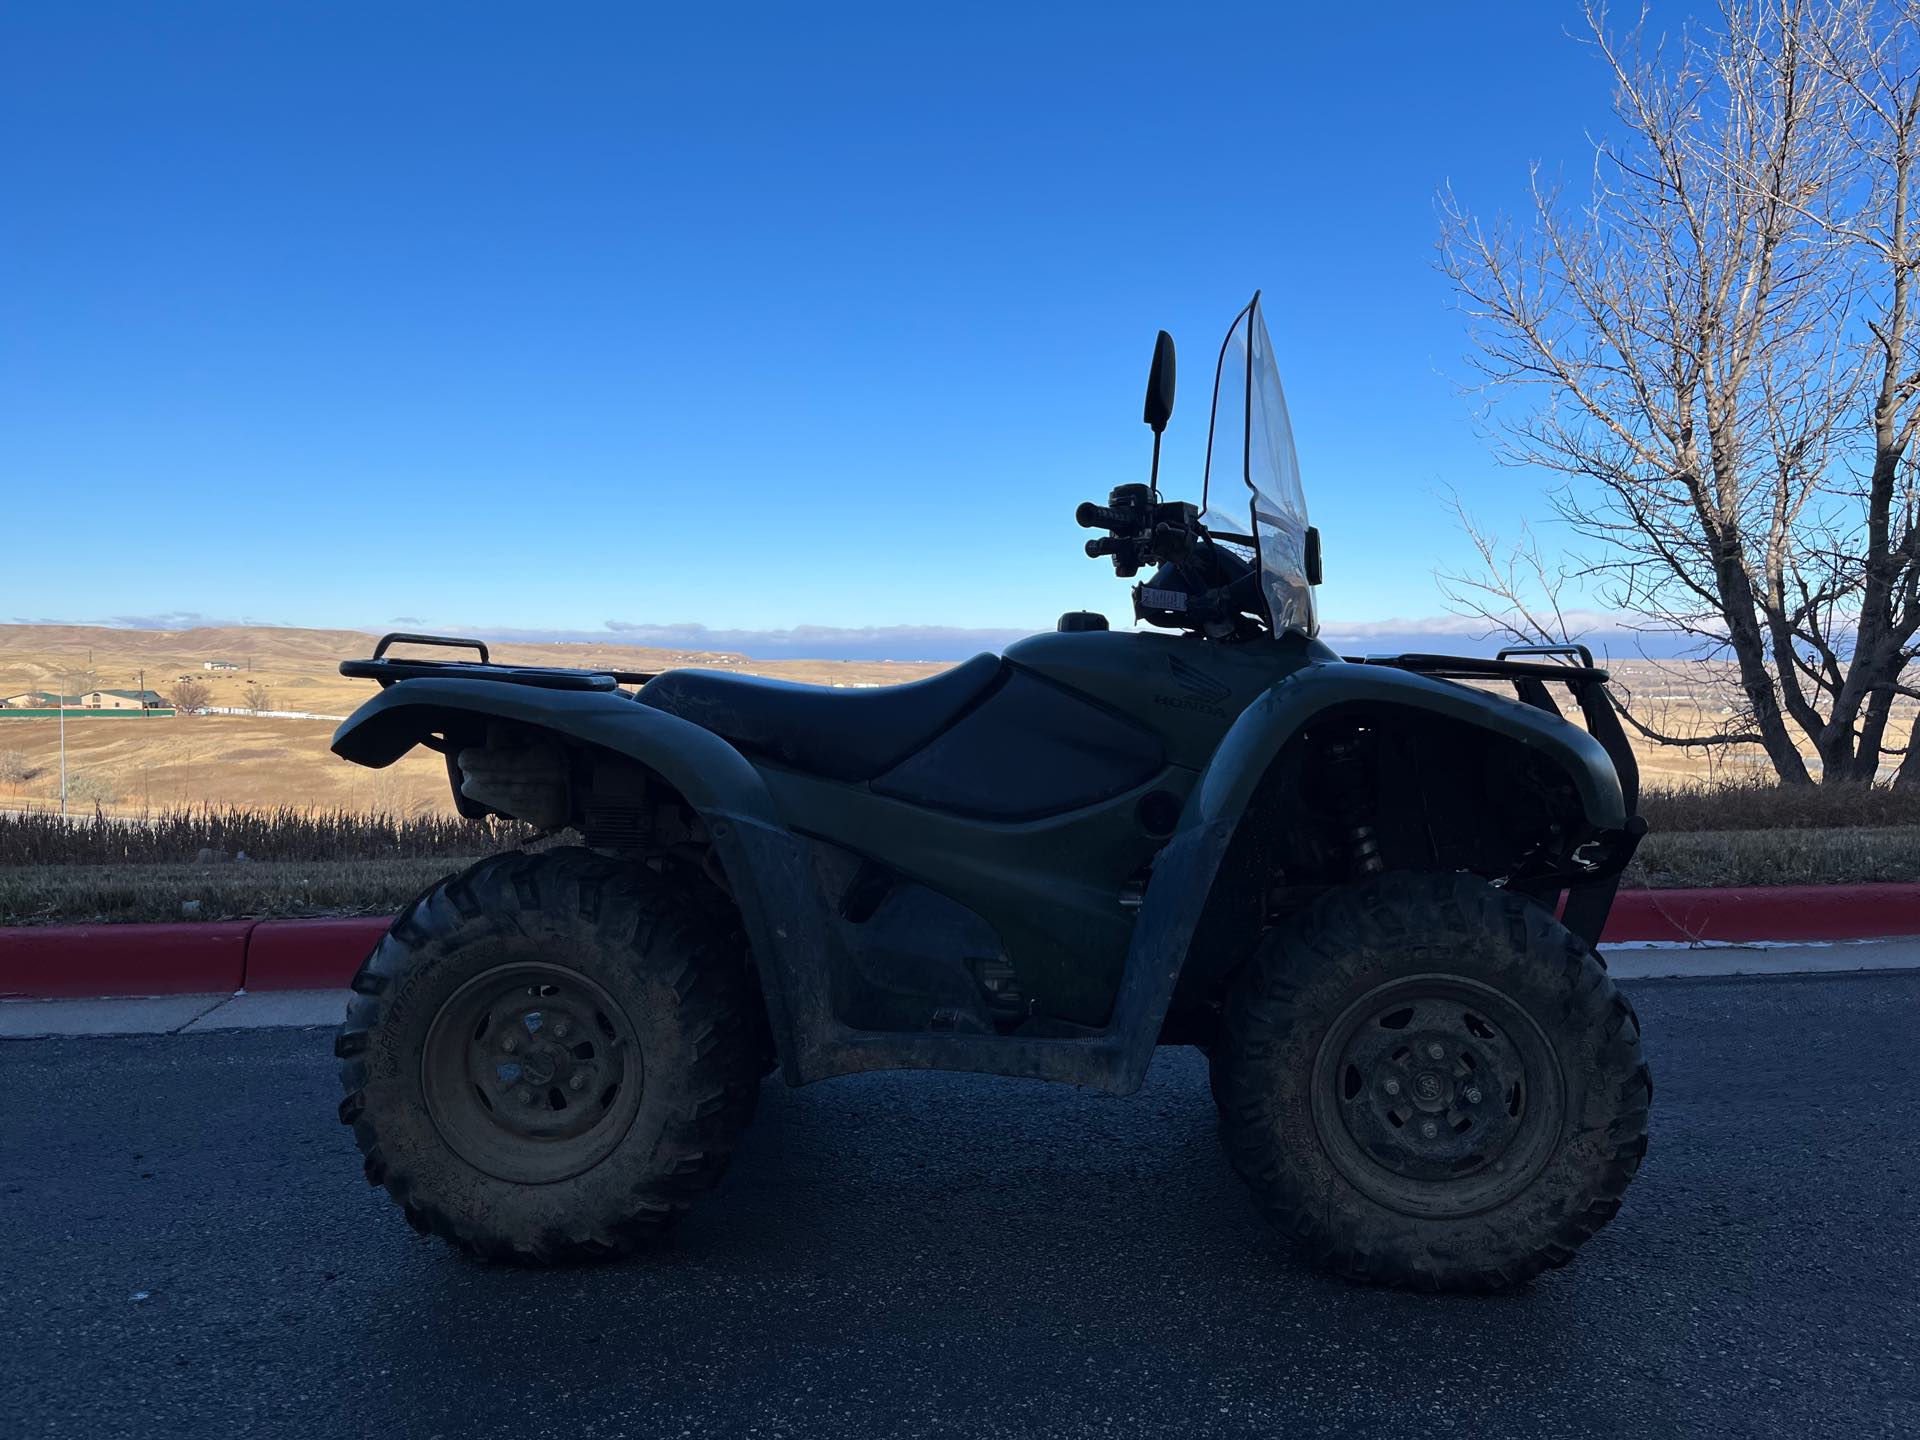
[332, 294, 1651, 1292]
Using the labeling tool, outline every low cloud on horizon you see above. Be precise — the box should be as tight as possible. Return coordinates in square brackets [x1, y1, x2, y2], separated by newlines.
[482, 621, 1036, 662]
[13, 611, 1713, 662]
[480, 612, 1712, 662]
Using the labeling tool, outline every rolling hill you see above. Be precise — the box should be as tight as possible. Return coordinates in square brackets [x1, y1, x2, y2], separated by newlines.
[0, 623, 945, 814]
[0, 621, 1902, 814]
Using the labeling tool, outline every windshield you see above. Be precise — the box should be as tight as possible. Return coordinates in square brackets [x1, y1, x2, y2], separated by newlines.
[1199, 293, 1317, 637]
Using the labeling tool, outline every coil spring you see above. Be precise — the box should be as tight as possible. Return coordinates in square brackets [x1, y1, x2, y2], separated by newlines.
[1323, 735, 1384, 877]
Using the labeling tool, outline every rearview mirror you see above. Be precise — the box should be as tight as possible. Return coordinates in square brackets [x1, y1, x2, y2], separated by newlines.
[1143, 330, 1176, 434]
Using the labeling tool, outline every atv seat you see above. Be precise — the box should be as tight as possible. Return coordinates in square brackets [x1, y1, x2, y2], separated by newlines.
[635, 653, 1003, 781]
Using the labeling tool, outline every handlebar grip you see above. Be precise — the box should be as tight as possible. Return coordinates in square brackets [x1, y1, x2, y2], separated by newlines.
[1077, 501, 1125, 530]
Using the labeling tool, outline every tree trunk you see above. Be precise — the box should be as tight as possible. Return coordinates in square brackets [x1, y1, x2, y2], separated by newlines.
[1719, 553, 1815, 784]
[1851, 685, 1899, 783]
[1898, 734, 1920, 787]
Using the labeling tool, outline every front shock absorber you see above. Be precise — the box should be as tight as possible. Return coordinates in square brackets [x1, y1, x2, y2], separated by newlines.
[1322, 731, 1384, 877]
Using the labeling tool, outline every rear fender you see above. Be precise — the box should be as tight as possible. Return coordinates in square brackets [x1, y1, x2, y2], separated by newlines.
[332, 677, 775, 818]
[331, 678, 832, 1083]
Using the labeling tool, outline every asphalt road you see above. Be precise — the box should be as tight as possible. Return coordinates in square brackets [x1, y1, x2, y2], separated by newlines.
[2, 973, 1915, 1439]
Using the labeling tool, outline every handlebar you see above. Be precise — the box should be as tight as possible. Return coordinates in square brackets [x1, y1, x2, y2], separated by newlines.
[1074, 484, 1263, 635]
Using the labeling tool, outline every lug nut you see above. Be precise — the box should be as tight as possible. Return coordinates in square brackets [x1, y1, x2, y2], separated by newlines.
[1427, 1043, 1445, 1061]
[569, 1073, 587, 1092]
[1383, 1079, 1402, 1096]
[1464, 1087, 1483, 1104]
[517, 1088, 533, 1105]
[500, 1036, 518, 1054]
[1420, 1120, 1439, 1139]
[554, 1020, 571, 1040]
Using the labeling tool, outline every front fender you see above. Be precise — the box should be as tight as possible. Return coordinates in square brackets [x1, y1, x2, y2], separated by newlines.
[1103, 661, 1629, 1090]
[1193, 660, 1627, 835]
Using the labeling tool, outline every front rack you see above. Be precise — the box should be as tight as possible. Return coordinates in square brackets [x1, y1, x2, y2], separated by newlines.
[1344, 644, 1634, 805]
[1347, 643, 1643, 942]
[340, 632, 657, 692]
[1346, 644, 1607, 686]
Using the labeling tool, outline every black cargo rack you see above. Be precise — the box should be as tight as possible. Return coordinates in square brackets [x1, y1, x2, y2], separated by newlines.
[1345, 643, 1609, 686]
[1345, 643, 1642, 941]
[1343, 644, 1633, 800]
[339, 632, 657, 692]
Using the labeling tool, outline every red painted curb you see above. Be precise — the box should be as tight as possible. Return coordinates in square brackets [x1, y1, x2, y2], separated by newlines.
[0, 920, 253, 999]
[1603, 884, 1920, 944]
[245, 917, 390, 990]
[2, 885, 1917, 1000]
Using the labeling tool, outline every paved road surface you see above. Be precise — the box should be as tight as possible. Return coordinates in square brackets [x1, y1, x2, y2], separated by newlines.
[2, 973, 1915, 1439]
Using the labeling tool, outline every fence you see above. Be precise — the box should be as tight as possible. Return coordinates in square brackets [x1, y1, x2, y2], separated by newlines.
[0, 708, 177, 720]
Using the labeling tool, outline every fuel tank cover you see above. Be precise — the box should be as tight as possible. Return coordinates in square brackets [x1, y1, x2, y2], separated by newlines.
[1057, 611, 1110, 633]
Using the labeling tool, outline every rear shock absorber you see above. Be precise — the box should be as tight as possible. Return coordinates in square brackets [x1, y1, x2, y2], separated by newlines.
[1322, 731, 1384, 877]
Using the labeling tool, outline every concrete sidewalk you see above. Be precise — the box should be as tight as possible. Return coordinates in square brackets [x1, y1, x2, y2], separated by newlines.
[0, 989, 345, 1038]
[3, 936, 1917, 1039]
[1605, 935, 1920, 980]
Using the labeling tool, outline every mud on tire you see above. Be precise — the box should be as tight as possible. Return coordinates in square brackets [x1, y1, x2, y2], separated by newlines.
[1212, 871, 1651, 1292]
[336, 847, 764, 1261]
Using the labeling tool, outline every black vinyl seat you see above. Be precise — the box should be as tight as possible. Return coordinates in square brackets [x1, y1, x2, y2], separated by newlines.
[635, 653, 1003, 781]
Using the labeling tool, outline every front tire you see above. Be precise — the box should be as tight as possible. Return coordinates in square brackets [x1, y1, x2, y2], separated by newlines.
[1212, 871, 1650, 1292]
[336, 848, 764, 1262]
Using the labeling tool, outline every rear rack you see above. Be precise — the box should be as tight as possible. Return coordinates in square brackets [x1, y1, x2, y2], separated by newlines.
[340, 632, 657, 692]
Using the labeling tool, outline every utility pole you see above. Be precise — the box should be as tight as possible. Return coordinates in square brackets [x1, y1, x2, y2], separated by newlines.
[58, 671, 67, 816]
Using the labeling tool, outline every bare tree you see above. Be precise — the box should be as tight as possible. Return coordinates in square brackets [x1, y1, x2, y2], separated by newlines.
[167, 679, 212, 716]
[0, 750, 34, 790]
[243, 682, 271, 715]
[1818, 0, 1920, 780]
[1440, 0, 1920, 784]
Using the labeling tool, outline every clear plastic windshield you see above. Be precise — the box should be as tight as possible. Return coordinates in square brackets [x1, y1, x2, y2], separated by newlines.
[1200, 293, 1317, 636]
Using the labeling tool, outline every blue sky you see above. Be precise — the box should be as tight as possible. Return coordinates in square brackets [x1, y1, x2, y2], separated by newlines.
[2, 3, 1654, 657]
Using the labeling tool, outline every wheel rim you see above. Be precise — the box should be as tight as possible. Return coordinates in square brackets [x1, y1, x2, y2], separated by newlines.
[421, 962, 645, 1184]
[1308, 973, 1566, 1219]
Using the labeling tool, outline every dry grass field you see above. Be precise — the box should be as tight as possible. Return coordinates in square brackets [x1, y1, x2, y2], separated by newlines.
[0, 623, 945, 816]
[0, 621, 1912, 819]
[5, 782, 1918, 924]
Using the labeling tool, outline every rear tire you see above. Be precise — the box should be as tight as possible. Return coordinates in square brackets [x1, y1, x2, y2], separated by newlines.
[1212, 871, 1650, 1292]
[336, 847, 763, 1262]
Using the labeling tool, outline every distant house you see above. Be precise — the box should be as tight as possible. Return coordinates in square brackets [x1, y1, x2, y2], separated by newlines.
[79, 689, 167, 711]
[0, 689, 172, 716]
[203, 660, 240, 672]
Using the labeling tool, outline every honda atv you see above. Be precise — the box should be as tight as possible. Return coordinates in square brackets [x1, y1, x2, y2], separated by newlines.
[331, 294, 1651, 1292]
